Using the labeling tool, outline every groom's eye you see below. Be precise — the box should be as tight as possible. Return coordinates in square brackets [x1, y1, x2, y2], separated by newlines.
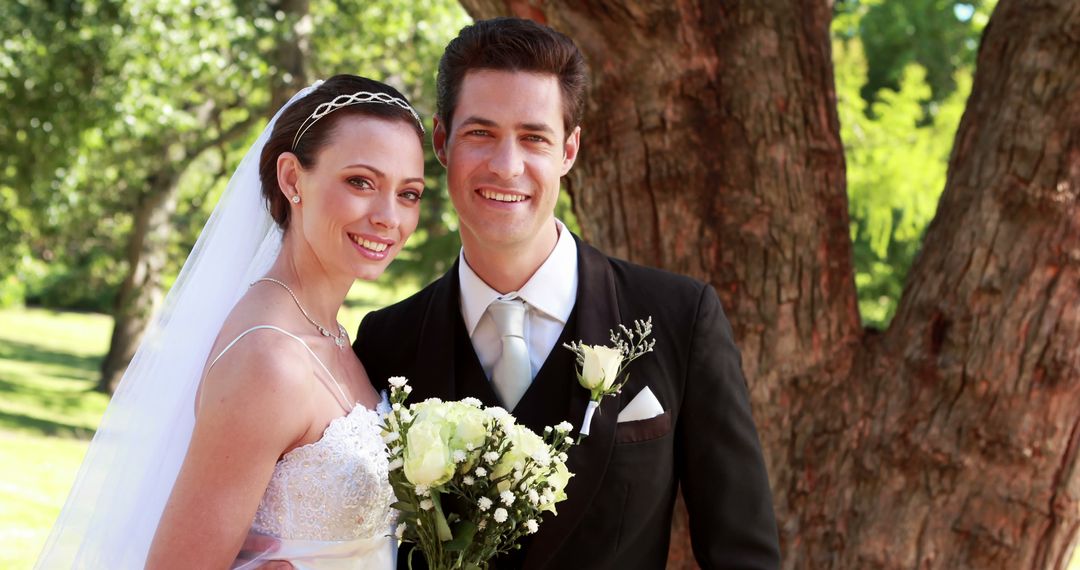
[465, 129, 491, 137]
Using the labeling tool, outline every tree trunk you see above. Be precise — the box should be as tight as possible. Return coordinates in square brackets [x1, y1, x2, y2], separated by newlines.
[96, 1, 312, 394]
[458, 0, 1080, 567]
[97, 168, 183, 393]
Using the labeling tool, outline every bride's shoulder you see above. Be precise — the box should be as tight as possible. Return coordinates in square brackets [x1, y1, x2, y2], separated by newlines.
[201, 322, 315, 411]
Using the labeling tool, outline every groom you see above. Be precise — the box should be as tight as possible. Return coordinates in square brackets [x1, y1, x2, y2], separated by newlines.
[356, 17, 779, 569]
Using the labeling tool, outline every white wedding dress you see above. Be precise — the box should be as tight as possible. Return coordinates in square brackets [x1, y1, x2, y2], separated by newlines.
[218, 326, 398, 570]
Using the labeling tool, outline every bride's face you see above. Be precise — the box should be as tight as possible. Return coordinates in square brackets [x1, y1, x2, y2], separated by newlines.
[289, 115, 425, 281]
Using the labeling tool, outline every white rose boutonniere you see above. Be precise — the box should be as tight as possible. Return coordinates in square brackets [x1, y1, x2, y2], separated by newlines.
[564, 317, 656, 438]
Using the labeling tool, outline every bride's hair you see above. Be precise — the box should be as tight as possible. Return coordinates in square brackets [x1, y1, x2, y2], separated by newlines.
[257, 74, 424, 230]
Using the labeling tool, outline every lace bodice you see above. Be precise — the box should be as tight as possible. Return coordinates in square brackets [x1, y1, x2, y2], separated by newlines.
[251, 396, 396, 541]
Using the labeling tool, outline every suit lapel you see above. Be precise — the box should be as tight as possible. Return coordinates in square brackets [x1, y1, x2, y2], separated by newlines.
[411, 261, 464, 403]
[523, 237, 624, 570]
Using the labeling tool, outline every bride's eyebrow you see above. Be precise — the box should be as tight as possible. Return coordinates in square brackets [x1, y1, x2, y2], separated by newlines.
[343, 163, 423, 186]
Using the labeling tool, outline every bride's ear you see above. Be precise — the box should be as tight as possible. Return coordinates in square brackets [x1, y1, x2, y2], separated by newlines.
[277, 152, 303, 205]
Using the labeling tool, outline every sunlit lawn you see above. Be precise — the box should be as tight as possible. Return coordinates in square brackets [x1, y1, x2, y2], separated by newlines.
[0, 276, 421, 569]
[0, 307, 111, 570]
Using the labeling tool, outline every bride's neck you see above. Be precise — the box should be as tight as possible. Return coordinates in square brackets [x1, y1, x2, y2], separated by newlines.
[264, 232, 353, 329]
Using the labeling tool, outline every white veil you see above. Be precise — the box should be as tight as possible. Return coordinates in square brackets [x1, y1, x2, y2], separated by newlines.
[35, 83, 321, 569]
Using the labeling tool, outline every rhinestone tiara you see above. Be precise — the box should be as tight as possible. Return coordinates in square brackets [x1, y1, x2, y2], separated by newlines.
[292, 90, 425, 149]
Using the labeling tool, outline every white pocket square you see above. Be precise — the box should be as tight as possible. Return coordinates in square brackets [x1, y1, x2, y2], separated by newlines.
[617, 386, 664, 423]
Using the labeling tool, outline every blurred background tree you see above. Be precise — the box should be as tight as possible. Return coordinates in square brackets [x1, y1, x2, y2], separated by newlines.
[834, 0, 995, 327]
[0, 0, 471, 392]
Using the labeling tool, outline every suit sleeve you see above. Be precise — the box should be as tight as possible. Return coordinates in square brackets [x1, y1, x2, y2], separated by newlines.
[353, 310, 388, 393]
[678, 285, 780, 569]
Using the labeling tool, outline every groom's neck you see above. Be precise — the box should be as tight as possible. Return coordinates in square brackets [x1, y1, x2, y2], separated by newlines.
[460, 222, 559, 294]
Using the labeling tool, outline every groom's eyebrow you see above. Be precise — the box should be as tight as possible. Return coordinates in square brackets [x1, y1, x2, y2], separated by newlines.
[458, 116, 554, 135]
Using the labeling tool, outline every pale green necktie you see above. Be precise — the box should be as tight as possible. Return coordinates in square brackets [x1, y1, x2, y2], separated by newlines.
[488, 297, 531, 410]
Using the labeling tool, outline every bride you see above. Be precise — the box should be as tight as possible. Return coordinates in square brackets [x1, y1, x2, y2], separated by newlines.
[36, 75, 426, 569]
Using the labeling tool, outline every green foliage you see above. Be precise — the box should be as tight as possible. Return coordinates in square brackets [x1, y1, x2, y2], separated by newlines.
[833, 0, 994, 104]
[3, 0, 472, 311]
[834, 0, 993, 328]
[836, 37, 971, 327]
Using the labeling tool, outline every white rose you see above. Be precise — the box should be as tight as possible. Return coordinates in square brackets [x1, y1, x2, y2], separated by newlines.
[493, 424, 547, 480]
[402, 419, 454, 487]
[541, 461, 573, 514]
[579, 345, 623, 391]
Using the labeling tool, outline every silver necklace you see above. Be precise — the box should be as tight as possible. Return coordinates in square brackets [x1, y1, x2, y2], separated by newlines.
[253, 277, 349, 349]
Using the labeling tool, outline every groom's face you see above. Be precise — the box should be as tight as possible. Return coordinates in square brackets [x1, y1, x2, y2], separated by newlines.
[434, 70, 580, 250]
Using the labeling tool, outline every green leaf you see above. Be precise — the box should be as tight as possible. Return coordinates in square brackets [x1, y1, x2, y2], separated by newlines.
[430, 491, 453, 542]
[443, 520, 477, 552]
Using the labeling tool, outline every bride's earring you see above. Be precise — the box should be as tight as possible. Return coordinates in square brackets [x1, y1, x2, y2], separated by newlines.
[291, 195, 301, 204]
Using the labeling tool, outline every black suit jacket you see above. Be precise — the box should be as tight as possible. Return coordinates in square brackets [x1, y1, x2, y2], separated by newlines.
[355, 236, 779, 569]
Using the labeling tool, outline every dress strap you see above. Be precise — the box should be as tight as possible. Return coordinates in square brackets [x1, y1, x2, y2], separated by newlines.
[208, 325, 353, 411]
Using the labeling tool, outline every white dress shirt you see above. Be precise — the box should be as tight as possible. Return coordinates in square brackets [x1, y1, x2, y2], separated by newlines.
[458, 219, 579, 384]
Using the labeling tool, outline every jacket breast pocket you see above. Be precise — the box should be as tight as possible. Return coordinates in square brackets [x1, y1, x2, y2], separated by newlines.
[614, 411, 671, 444]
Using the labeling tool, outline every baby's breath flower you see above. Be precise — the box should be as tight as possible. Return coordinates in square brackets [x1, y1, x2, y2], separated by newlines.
[499, 490, 515, 505]
[493, 508, 508, 523]
[555, 421, 573, 433]
[420, 499, 433, 511]
[483, 451, 500, 464]
[461, 397, 483, 407]
[388, 376, 408, 388]
[528, 489, 539, 504]
[525, 519, 539, 534]
[478, 497, 493, 511]
[463, 475, 475, 485]
[453, 450, 467, 463]
[475, 467, 488, 477]
[414, 484, 430, 497]
[403, 385, 413, 394]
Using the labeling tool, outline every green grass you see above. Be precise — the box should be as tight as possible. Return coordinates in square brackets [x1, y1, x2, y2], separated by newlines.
[0, 307, 111, 570]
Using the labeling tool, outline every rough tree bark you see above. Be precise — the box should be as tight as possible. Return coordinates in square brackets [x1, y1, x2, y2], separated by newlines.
[96, 0, 312, 393]
[458, 0, 1080, 568]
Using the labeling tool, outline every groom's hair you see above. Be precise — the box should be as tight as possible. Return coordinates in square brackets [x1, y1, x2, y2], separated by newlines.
[437, 17, 588, 137]
[258, 74, 424, 230]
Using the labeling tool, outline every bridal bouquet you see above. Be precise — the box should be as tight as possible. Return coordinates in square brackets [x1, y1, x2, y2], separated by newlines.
[382, 377, 574, 569]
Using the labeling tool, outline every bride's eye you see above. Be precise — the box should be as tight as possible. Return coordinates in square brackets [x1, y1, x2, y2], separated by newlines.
[347, 176, 374, 190]
[400, 189, 424, 203]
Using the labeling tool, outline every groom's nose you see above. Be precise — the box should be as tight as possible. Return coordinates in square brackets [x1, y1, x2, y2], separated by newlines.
[487, 138, 525, 180]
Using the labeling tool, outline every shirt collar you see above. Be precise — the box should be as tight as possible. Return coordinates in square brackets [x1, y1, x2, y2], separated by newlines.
[458, 219, 579, 336]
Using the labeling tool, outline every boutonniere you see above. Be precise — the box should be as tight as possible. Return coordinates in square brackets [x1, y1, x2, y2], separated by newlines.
[563, 317, 656, 439]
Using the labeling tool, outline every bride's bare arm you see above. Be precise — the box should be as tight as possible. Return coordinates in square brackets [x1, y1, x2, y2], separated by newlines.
[146, 332, 313, 569]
